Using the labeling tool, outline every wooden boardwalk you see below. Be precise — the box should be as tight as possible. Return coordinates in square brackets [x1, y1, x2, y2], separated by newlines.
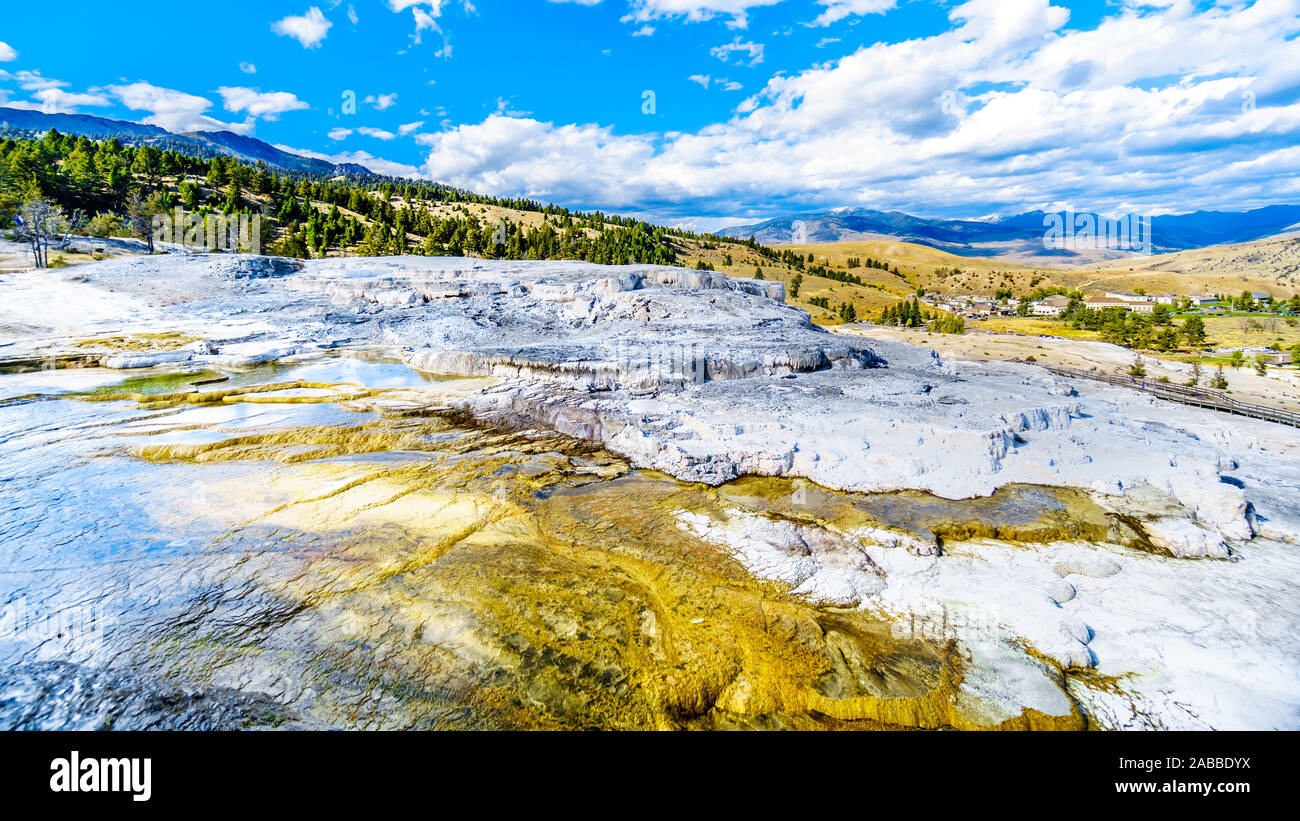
[1044, 365, 1300, 429]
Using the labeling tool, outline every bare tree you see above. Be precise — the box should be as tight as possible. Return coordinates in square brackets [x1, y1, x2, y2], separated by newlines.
[16, 197, 71, 269]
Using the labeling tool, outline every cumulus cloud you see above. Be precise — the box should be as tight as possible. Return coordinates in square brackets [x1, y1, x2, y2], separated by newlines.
[0, 42, 17, 62]
[419, 0, 1300, 220]
[217, 87, 309, 119]
[272, 7, 333, 49]
[422, 115, 658, 204]
[109, 82, 254, 134]
[239, 62, 257, 74]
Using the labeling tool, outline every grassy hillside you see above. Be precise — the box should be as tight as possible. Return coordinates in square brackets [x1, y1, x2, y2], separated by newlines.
[1072, 237, 1300, 297]
[777, 235, 1300, 304]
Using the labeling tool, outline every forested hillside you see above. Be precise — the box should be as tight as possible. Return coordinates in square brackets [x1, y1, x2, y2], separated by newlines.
[0, 129, 741, 265]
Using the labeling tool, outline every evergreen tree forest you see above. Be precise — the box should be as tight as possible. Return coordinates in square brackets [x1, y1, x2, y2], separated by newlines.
[0, 129, 758, 266]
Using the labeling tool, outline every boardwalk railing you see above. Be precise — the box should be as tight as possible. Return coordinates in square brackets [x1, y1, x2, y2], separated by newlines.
[1043, 365, 1300, 429]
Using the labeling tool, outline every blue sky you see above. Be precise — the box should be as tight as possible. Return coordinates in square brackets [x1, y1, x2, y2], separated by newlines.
[1, 1, 1298, 229]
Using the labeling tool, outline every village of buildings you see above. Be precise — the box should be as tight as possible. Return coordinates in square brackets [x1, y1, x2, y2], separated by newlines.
[921, 289, 1299, 364]
[930, 290, 1245, 319]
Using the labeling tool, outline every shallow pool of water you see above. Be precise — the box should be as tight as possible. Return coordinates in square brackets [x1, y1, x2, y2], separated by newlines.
[0, 357, 1089, 730]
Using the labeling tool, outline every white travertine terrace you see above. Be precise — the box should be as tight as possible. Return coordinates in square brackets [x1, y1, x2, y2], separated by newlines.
[3, 252, 1298, 729]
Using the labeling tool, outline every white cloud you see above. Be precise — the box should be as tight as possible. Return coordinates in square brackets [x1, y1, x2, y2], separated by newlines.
[347, 3, 359, 24]
[109, 82, 253, 134]
[217, 87, 309, 119]
[398, 120, 425, 135]
[0, 70, 110, 114]
[622, 0, 785, 30]
[358, 126, 398, 140]
[412, 6, 442, 44]
[494, 97, 532, 117]
[239, 62, 257, 74]
[11, 70, 65, 91]
[328, 128, 353, 141]
[710, 37, 764, 66]
[422, 115, 657, 202]
[688, 74, 711, 89]
[812, 0, 896, 27]
[364, 92, 399, 110]
[0, 42, 17, 62]
[272, 7, 333, 49]
[3, 88, 111, 115]
[386, 0, 474, 49]
[275, 143, 422, 178]
[419, 0, 1300, 220]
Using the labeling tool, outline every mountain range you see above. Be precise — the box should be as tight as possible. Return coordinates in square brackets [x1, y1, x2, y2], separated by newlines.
[0, 107, 374, 178]
[718, 205, 1300, 262]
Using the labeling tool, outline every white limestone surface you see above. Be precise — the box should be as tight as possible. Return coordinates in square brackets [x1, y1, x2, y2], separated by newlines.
[2, 252, 1297, 729]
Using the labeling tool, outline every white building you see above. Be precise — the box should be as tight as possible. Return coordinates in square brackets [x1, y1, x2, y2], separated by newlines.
[1030, 294, 1072, 316]
[1084, 296, 1154, 314]
[1105, 291, 1153, 302]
